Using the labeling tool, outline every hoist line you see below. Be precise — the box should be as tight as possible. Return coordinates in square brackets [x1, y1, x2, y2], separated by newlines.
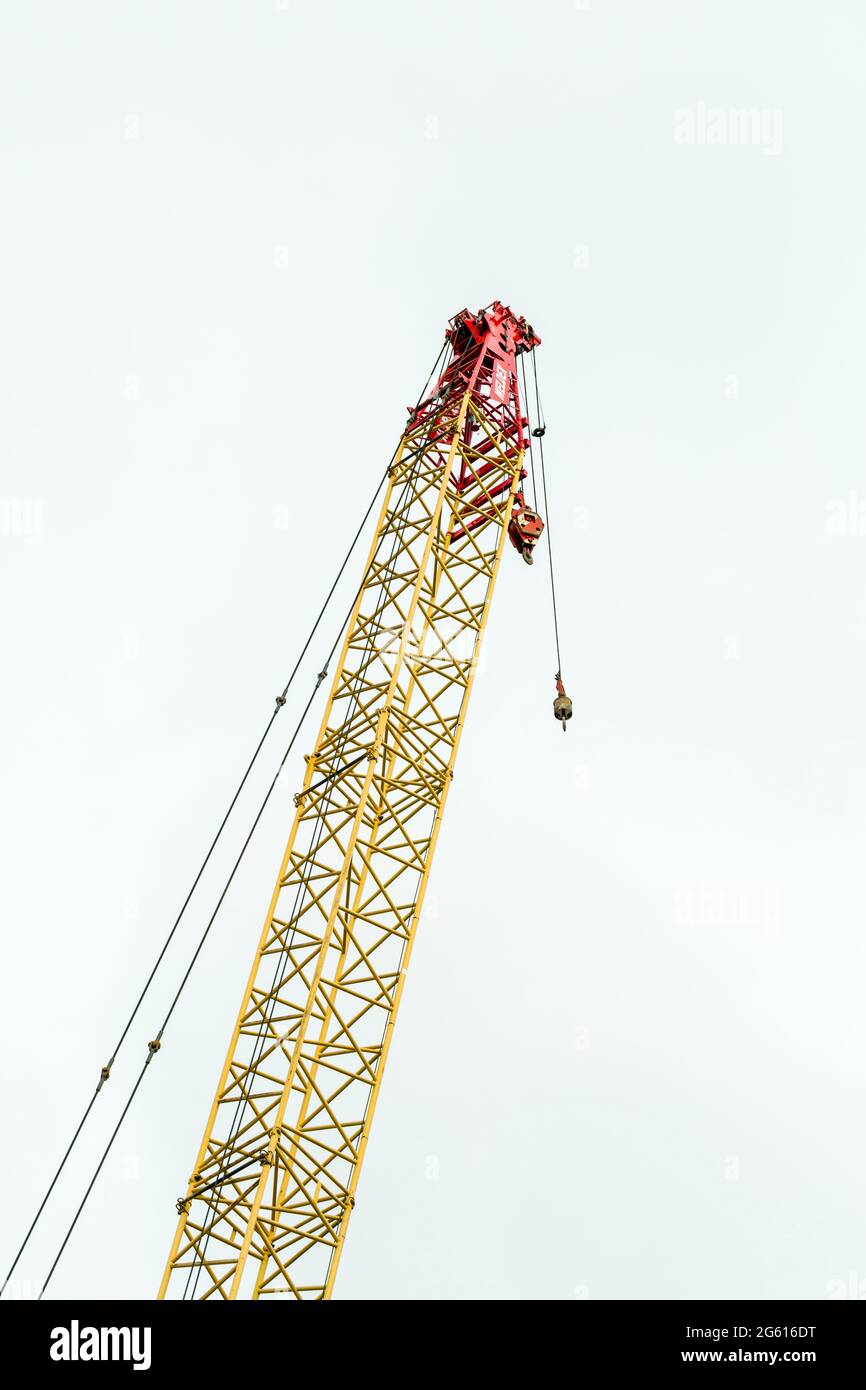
[530, 347, 563, 676]
[520, 353, 539, 511]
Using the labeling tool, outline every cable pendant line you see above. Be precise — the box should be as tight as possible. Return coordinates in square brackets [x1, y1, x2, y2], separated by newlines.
[38, 632, 336, 1300]
[0, 473, 382, 1301]
[530, 347, 563, 676]
[2, 337, 450, 1302]
[34, 345, 453, 1303]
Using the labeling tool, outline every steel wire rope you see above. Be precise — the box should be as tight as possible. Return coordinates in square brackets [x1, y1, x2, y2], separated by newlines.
[31, 340, 452, 1301]
[0, 464, 390, 1300]
[530, 347, 563, 676]
[519, 353, 539, 511]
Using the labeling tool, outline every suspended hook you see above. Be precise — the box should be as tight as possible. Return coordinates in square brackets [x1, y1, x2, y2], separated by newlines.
[553, 672, 572, 732]
[508, 491, 544, 565]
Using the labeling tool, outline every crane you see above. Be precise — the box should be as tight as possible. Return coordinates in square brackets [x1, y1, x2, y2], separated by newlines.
[0, 300, 568, 1303]
[158, 300, 567, 1300]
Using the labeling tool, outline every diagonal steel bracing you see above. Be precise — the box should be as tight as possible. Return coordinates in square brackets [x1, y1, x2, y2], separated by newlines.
[160, 302, 537, 1300]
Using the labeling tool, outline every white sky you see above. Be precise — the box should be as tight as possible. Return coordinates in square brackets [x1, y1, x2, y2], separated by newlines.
[2, 0, 866, 1301]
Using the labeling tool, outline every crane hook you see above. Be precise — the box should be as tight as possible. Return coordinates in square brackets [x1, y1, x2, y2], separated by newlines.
[507, 491, 545, 565]
[553, 672, 572, 732]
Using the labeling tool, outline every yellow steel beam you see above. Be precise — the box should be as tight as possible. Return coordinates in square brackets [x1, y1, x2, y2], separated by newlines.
[158, 388, 522, 1299]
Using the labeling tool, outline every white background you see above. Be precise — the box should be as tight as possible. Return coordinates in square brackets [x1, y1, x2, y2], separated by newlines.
[2, 0, 865, 1301]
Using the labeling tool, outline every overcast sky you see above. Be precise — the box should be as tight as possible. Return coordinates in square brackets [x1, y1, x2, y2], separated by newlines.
[2, 0, 866, 1301]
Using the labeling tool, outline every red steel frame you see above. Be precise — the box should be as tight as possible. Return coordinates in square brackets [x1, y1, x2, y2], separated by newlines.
[409, 300, 541, 540]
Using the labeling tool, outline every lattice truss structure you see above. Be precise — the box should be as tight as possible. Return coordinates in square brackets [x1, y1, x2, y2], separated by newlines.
[159, 303, 540, 1300]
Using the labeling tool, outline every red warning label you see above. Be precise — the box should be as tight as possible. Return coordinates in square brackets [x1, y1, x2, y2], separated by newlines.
[490, 362, 508, 403]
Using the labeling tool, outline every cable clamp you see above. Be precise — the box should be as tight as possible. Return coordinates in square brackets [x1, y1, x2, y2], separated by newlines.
[275, 693, 287, 709]
[147, 1039, 161, 1055]
[532, 425, 546, 438]
[176, 1196, 190, 1215]
[316, 668, 328, 689]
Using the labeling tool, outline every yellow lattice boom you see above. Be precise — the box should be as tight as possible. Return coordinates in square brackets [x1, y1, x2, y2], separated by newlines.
[158, 302, 540, 1299]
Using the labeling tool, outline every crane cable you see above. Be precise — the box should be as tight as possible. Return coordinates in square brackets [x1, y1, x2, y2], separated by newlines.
[0, 473, 386, 1302]
[184, 340, 565, 1296]
[530, 346, 564, 677]
[21, 339, 453, 1301]
[38, 614, 344, 1300]
[48, 431, 435, 1303]
[2, 338, 451, 1301]
[519, 353, 539, 512]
